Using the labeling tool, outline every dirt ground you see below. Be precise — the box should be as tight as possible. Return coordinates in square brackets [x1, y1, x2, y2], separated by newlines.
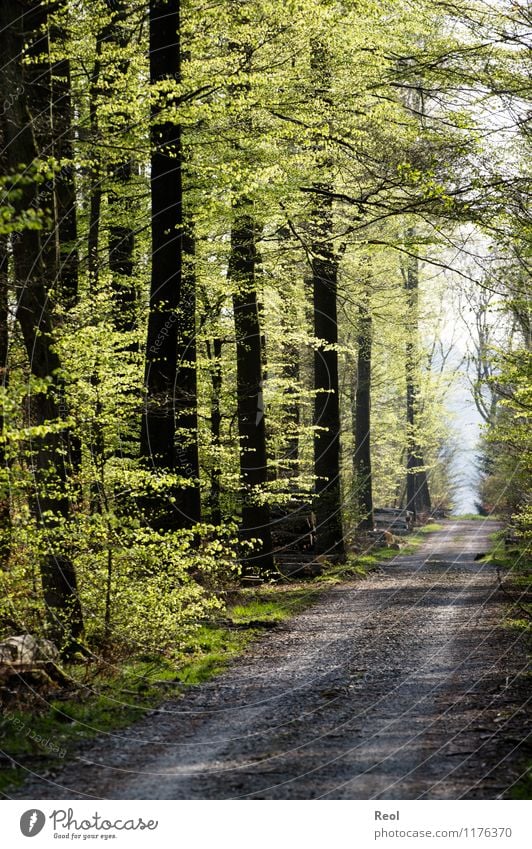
[12, 521, 531, 799]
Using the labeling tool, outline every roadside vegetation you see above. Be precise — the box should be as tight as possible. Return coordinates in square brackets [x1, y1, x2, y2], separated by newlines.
[478, 531, 532, 799]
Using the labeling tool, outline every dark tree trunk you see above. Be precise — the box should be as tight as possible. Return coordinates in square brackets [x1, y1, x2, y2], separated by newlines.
[0, 0, 83, 644]
[87, 32, 104, 289]
[405, 238, 431, 518]
[279, 340, 300, 479]
[229, 213, 274, 575]
[174, 226, 201, 523]
[354, 296, 373, 530]
[0, 236, 11, 563]
[109, 160, 136, 334]
[105, 0, 137, 337]
[206, 336, 223, 525]
[310, 201, 345, 559]
[51, 52, 79, 308]
[309, 40, 345, 559]
[28, 6, 82, 477]
[141, 0, 201, 529]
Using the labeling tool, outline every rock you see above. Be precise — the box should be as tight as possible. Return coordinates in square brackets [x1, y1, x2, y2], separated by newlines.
[0, 634, 59, 666]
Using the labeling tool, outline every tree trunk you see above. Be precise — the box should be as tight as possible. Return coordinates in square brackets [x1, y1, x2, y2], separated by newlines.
[229, 212, 274, 575]
[109, 160, 136, 334]
[0, 0, 83, 645]
[310, 202, 345, 558]
[206, 336, 223, 525]
[405, 236, 431, 518]
[309, 40, 345, 559]
[87, 31, 104, 289]
[50, 49, 79, 308]
[174, 226, 201, 523]
[141, 0, 201, 529]
[0, 236, 11, 563]
[279, 339, 300, 479]
[354, 294, 373, 530]
[105, 0, 137, 337]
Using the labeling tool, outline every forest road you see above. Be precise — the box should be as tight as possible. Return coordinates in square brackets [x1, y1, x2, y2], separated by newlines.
[14, 520, 531, 799]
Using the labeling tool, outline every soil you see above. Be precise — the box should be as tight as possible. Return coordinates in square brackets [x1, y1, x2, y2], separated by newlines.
[11, 521, 531, 800]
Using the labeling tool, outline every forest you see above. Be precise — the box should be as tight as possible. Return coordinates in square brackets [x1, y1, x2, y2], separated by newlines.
[0, 0, 530, 800]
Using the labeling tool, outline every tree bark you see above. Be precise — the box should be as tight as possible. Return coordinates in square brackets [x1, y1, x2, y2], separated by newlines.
[105, 0, 137, 337]
[310, 201, 345, 558]
[229, 212, 274, 575]
[309, 40, 345, 559]
[109, 160, 136, 333]
[50, 48, 79, 308]
[141, 0, 201, 529]
[404, 235, 431, 518]
[354, 293, 374, 530]
[279, 343, 300, 478]
[206, 335, 223, 525]
[0, 236, 11, 563]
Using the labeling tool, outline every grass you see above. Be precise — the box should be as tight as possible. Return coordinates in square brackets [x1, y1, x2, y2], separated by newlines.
[0, 525, 441, 796]
[417, 522, 444, 534]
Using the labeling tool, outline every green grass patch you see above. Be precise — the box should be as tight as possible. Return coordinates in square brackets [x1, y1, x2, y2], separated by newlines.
[418, 522, 444, 534]
[316, 547, 393, 584]
[230, 585, 323, 623]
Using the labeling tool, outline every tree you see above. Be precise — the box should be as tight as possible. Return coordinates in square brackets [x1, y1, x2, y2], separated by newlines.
[0, 234, 10, 563]
[403, 234, 432, 517]
[229, 211, 274, 574]
[309, 39, 345, 559]
[353, 277, 374, 530]
[141, 0, 201, 530]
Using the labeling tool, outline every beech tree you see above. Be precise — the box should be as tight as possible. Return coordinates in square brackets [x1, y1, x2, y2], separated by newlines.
[403, 236, 432, 517]
[141, 0, 201, 530]
[353, 277, 374, 530]
[229, 212, 274, 574]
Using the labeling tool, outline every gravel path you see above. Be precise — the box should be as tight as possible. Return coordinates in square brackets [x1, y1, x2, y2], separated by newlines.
[13, 521, 531, 799]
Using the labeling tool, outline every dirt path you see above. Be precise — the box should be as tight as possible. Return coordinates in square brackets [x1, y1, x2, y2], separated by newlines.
[13, 521, 530, 800]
